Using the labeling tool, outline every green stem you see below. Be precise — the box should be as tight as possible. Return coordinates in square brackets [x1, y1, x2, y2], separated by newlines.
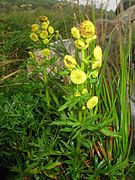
[43, 57, 50, 106]
[81, 49, 85, 71]
[73, 102, 82, 169]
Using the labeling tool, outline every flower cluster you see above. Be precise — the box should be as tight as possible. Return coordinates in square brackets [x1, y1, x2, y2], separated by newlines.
[63, 20, 103, 110]
[30, 16, 58, 58]
[71, 20, 97, 50]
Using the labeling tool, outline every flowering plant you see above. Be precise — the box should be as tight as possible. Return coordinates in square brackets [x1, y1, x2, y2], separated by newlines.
[49, 20, 119, 178]
[29, 16, 59, 106]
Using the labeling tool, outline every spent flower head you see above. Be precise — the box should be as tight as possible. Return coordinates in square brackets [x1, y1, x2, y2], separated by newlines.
[39, 15, 48, 22]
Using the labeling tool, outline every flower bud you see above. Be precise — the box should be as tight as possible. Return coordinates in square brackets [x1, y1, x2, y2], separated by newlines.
[29, 51, 34, 59]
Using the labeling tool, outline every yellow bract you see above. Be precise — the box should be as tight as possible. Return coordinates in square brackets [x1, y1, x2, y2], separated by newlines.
[92, 70, 99, 78]
[64, 55, 77, 69]
[74, 92, 81, 97]
[80, 20, 95, 39]
[32, 24, 39, 32]
[82, 105, 86, 111]
[87, 96, 98, 109]
[74, 39, 88, 50]
[85, 35, 97, 44]
[30, 33, 38, 42]
[42, 49, 50, 57]
[82, 88, 88, 94]
[71, 27, 80, 39]
[70, 69, 87, 85]
[92, 61, 101, 69]
[48, 26, 54, 34]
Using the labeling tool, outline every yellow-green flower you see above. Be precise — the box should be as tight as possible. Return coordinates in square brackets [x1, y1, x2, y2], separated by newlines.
[93, 46, 102, 62]
[41, 21, 49, 29]
[74, 39, 88, 49]
[39, 15, 48, 22]
[92, 61, 101, 69]
[40, 30, 48, 39]
[85, 35, 97, 44]
[74, 92, 81, 97]
[30, 33, 38, 42]
[42, 48, 50, 57]
[43, 39, 49, 44]
[92, 46, 102, 69]
[70, 69, 87, 85]
[29, 51, 34, 59]
[80, 20, 95, 39]
[32, 24, 39, 32]
[82, 88, 88, 94]
[87, 96, 98, 109]
[71, 27, 80, 39]
[82, 105, 86, 111]
[48, 26, 54, 34]
[64, 55, 77, 69]
[92, 70, 99, 78]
